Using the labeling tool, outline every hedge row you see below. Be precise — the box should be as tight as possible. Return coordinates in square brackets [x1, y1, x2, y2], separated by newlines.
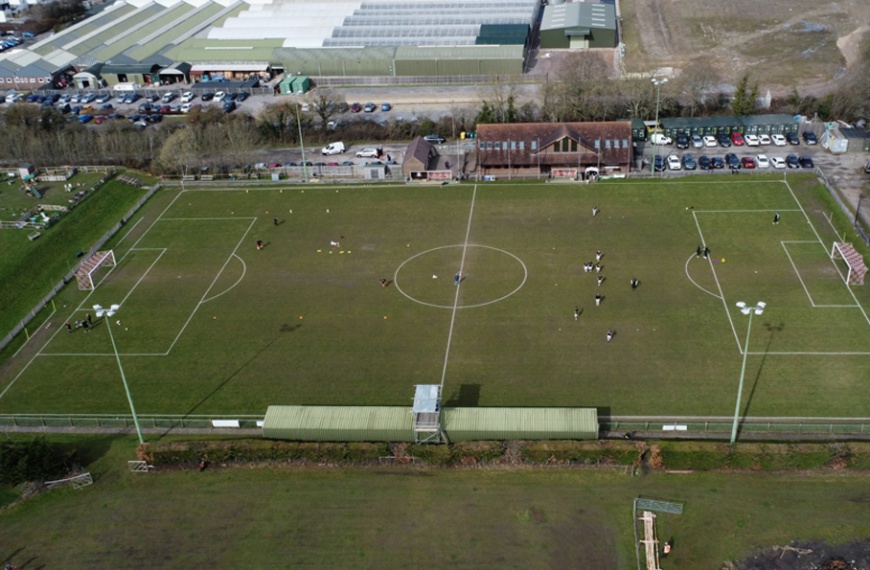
[140, 439, 870, 471]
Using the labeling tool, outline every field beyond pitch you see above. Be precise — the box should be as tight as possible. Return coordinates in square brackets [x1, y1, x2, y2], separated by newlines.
[1, 174, 868, 419]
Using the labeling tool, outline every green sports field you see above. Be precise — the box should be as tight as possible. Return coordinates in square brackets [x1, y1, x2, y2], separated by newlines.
[1, 174, 868, 418]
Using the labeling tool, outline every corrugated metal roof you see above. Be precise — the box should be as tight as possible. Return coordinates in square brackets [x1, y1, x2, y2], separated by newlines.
[443, 407, 598, 441]
[540, 2, 616, 32]
[263, 405, 415, 442]
[395, 44, 522, 59]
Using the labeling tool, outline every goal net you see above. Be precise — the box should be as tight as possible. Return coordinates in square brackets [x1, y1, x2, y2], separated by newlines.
[830, 242, 867, 285]
[75, 250, 116, 290]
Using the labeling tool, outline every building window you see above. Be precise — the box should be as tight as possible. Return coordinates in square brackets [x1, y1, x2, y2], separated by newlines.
[38, 78, 45, 83]
[519, 141, 525, 150]
[486, 142, 493, 150]
[479, 142, 485, 150]
[503, 141, 508, 150]
[531, 140, 537, 150]
[511, 141, 516, 150]
[494, 142, 501, 150]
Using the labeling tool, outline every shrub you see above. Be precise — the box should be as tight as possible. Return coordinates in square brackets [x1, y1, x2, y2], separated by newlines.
[0, 437, 75, 484]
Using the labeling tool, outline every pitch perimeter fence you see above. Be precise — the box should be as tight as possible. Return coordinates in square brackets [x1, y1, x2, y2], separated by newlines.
[0, 414, 264, 431]
[603, 416, 870, 439]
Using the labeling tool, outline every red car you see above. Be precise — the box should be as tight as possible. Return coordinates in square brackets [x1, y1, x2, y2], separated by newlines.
[350, 102, 361, 113]
[731, 132, 745, 146]
[741, 156, 756, 169]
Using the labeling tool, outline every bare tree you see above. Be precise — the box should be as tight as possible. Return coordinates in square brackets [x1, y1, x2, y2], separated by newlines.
[678, 61, 721, 117]
[477, 76, 519, 123]
[306, 88, 347, 126]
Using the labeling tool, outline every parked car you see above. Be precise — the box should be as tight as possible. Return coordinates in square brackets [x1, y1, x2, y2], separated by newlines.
[236, 92, 249, 101]
[95, 93, 111, 104]
[81, 93, 97, 103]
[786, 154, 800, 168]
[691, 134, 704, 149]
[724, 153, 740, 169]
[201, 92, 214, 101]
[698, 155, 712, 170]
[799, 156, 815, 168]
[786, 132, 800, 145]
[771, 134, 786, 146]
[363, 102, 376, 112]
[865, 161, 870, 174]
[223, 100, 236, 112]
[77, 114, 93, 123]
[381, 102, 391, 111]
[653, 155, 665, 172]
[758, 134, 772, 145]
[215, 91, 227, 101]
[731, 132, 745, 146]
[703, 135, 718, 147]
[162, 92, 176, 103]
[341, 161, 355, 166]
[802, 131, 818, 145]
[180, 103, 193, 113]
[755, 154, 770, 168]
[718, 133, 732, 147]
[356, 147, 382, 158]
[350, 102, 361, 113]
[682, 153, 697, 170]
[666, 154, 682, 170]
[146, 94, 159, 102]
[423, 134, 446, 144]
[649, 133, 672, 145]
[321, 141, 346, 155]
[675, 133, 690, 149]
[744, 134, 760, 146]
[741, 156, 756, 169]
[770, 156, 786, 169]
[710, 156, 725, 169]
[181, 92, 195, 103]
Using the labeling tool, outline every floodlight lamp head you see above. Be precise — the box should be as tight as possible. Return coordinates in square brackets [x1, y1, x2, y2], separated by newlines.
[105, 310, 116, 317]
[93, 304, 103, 311]
[740, 307, 752, 315]
[110, 304, 120, 311]
[735, 302, 747, 309]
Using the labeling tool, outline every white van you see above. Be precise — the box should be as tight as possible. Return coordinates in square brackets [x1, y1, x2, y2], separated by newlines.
[112, 82, 140, 92]
[649, 133, 673, 145]
[321, 142, 346, 155]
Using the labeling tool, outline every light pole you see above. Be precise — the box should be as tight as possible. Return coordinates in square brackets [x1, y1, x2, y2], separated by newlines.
[94, 304, 145, 444]
[295, 94, 308, 183]
[731, 301, 766, 444]
[650, 77, 667, 176]
[855, 193, 866, 227]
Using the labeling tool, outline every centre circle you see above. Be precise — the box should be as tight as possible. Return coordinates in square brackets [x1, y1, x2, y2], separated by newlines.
[394, 244, 528, 309]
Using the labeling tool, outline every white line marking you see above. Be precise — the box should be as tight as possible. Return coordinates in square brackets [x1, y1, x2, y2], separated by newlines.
[692, 210, 741, 351]
[683, 253, 721, 299]
[114, 217, 143, 246]
[440, 185, 477, 392]
[781, 241, 816, 306]
[202, 253, 247, 304]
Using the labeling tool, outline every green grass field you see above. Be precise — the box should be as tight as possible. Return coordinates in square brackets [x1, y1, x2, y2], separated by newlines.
[1, 174, 869, 418]
[2, 436, 870, 569]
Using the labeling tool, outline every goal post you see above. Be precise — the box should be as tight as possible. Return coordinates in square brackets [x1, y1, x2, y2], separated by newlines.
[830, 242, 867, 286]
[75, 250, 116, 290]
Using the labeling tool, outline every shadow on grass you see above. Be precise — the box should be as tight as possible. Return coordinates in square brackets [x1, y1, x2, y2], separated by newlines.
[157, 324, 301, 440]
[444, 384, 481, 407]
[738, 322, 782, 437]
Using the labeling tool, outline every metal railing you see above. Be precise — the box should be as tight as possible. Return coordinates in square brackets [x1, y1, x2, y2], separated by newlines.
[602, 416, 870, 438]
[0, 414, 264, 430]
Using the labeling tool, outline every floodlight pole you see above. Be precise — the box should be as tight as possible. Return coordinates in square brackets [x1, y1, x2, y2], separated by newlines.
[650, 77, 667, 176]
[295, 94, 308, 183]
[731, 301, 765, 444]
[100, 306, 145, 444]
[855, 193, 866, 227]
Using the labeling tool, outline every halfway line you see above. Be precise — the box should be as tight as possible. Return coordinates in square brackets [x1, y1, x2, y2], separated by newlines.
[440, 185, 477, 392]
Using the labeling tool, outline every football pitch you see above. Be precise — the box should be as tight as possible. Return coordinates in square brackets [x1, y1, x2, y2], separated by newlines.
[2, 174, 869, 419]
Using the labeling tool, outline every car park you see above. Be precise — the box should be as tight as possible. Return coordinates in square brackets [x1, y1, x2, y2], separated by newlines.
[717, 133, 732, 147]
[758, 134, 771, 145]
[802, 131, 818, 145]
[770, 156, 786, 169]
[666, 154, 682, 170]
[703, 135, 718, 147]
[744, 134, 760, 146]
[682, 153, 697, 170]
[675, 133, 689, 149]
[741, 156, 756, 169]
[731, 132, 745, 146]
[725, 153, 740, 168]
[755, 154, 770, 168]
[423, 134, 446, 144]
[381, 102, 391, 111]
[786, 132, 800, 145]
[771, 134, 786, 146]
[698, 155, 711, 169]
[356, 147, 381, 158]
[799, 156, 814, 168]
[691, 134, 704, 149]
[786, 154, 800, 168]
[711, 156, 725, 169]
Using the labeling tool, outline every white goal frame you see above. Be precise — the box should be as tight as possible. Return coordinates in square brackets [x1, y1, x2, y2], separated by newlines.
[830, 242, 867, 286]
[75, 250, 116, 290]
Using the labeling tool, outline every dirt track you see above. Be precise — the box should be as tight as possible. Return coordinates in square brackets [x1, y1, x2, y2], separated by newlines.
[625, 0, 870, 94]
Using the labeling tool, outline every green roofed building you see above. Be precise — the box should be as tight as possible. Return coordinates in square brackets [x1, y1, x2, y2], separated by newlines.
[262, 405, 599, 443]
[539, 2, 617, 49]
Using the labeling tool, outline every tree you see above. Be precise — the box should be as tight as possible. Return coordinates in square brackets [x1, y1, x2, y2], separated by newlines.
[306, 88, 346, 126]
[477, 76, 519, 123]
[731, 73, 758, 116]
[538, 52, 612, 122]
[677, 61, 720, 117]
[154, 128, 198, 175]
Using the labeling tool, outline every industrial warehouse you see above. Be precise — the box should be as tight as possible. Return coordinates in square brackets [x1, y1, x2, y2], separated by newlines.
[0, 0, 619, 89]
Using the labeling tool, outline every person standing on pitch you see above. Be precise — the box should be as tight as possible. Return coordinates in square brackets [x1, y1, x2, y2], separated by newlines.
[595, 294, 602, 306]
[597, 274, 604, 287]
[592, 206, 599, 217]
[773, 213, 780, 224]
[606, 329, 614, 342]
[274, 216, 279, 226]
[454, 272, 461, 286]
[574, 307, 580, 321]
